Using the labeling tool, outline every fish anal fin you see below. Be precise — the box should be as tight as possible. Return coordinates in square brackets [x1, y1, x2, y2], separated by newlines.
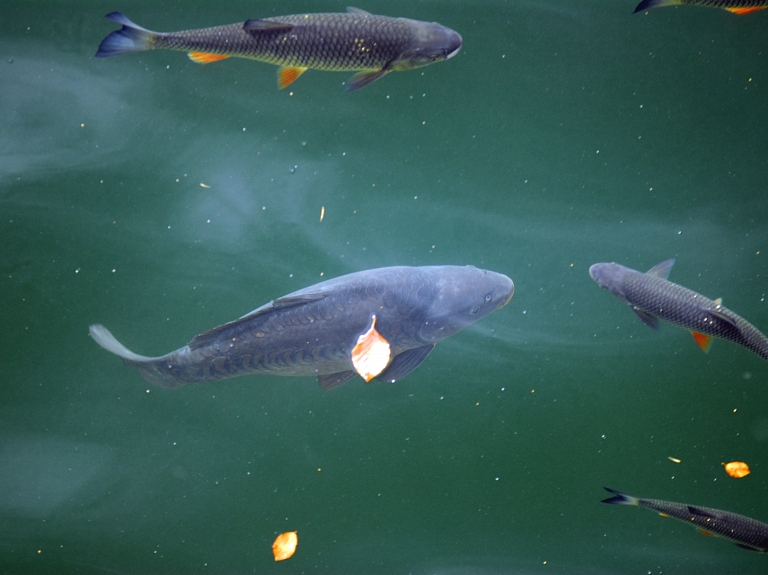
[632, 307, 659, 330]
[691, 331, 713, 353]
[318, 370, 356, 391]
[188, 51, 231, 64]
[646, 259, 675, 280]
[698, 529, 715, 537]
[727, 7, 767, 15]
[243, 19, 296, 32]
[376, 344, 435, 383]
[278, 66, 308, 89]
[346, 69, 389, 92]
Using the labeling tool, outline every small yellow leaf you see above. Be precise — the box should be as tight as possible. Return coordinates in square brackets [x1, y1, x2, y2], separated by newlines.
[351, 315, 390, 382]
[722, 461, 750, 479]
[272, 531, 298, 561]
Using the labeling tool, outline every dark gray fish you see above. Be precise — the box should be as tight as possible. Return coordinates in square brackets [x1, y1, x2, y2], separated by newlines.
[602, 487, 768, 552]
[95, 8, 462, 91]
[589, 259, 768, 361]
[90, 265, 513, 390]
[634, 0, 767, 15]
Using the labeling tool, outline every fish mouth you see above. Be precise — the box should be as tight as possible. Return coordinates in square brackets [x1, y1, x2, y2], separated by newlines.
[502, 281, 515, 307]
[446, 45, 461, 60]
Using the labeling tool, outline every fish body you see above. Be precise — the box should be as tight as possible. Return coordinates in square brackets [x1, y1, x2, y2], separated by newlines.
[95, 9, 462, 91]
[90, 265, 513, 390]
[589, 259, 768, 361]
[602, 488, 768, 552]
[634, 0, 768, 15]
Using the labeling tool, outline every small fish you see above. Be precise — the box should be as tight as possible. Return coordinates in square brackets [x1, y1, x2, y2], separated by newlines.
[90, 265, 513, 390]
[589, 259, 768, 361]
[602, 487, 768, 552]
[95, 8, 462, 91]
[634, 0, 768, 15]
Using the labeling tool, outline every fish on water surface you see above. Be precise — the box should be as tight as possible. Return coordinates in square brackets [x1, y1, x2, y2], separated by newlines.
[589, 259, 768, 361]
[634, 0, 768, 15]
[602, 487, 768, 552]
[95, 8, 462, 91]
[90, 266, 513, 390]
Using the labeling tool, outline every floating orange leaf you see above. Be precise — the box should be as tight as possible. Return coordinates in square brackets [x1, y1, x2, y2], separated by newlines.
[722, 461, 750, 479]
[272, 531, 298, 561]
[351, 315, 391, 382]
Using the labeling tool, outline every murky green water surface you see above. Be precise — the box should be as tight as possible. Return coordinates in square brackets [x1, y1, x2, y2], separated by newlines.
[2, 1, 768, 573]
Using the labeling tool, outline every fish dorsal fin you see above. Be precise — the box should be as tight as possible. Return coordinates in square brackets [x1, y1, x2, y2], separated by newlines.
[646, 259, 675, 279]
[376, 344, 435, 383]
[189, 292, 329, 350]
[318, 370, 357, 391]
[727, 7, 767, 15]
[688, 506, 717, 519]
[346, 69, 390, 92]
[243, 19, 296, 33]
[347, 7, 372, 15]
[631, 306, 659, 330]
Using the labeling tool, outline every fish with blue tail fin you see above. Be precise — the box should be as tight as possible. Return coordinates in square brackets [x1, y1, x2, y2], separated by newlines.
[589, 259, 768, 361]
[602, 488, 768, 552]
[634, 0, 768, 15]
[89, 266, 513, 390]
[95, 8, 462, 91]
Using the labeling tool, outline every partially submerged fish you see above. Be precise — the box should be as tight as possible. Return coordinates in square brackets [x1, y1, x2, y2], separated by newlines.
[90, 265, 513, 390]
[634, 0, 768, 15]
[95, 8, 462, 91]
[602, 487, 768, 552]
[589, 259, 768, 361]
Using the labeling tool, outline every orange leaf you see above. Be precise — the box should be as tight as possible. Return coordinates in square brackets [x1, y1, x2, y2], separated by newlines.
[722, 461, 750, 479]
[272, 531, 298, 561]
[351, 315, 391, 382]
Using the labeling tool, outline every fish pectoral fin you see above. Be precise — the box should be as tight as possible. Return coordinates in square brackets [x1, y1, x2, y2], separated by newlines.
[188, 52, 231, 64]
[277, 66, 308, 89]
[347, 7, 373, 15]
[646, 259, 675, 280]
[346, 69, 390, 92]
[735, 543, 763, 552]
[376, 344, 435, 383]
[698, 529, 715, 537]
[691, 331, 713, 353]
[318, 370, 357, 391]
[271, 292, 328, 309]
[243, 19, 296, 33]
[710, 308, 739, 330]
[688, 506, 718, 519]
[727, 7, 767, 15]
[631, 307, 659, 330]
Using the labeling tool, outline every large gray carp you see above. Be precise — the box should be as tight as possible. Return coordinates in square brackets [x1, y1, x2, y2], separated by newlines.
[90, 265, 513, 390]
[589, 259, 768, 361]
[95, 8, 462, 91]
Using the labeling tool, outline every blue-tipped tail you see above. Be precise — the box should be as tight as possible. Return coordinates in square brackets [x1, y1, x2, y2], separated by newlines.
[601, 487, 640, 506]
[95, 12, 157, 58]
[634, 0, 679, 13]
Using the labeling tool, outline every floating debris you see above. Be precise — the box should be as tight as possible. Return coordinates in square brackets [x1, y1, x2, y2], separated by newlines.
[351, 315, 391, 382]
[722, 461, 750, 479]
[272, 531, 298, 561]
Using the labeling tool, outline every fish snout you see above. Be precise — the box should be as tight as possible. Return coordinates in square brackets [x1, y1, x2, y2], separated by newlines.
[445, 30, 462, 59]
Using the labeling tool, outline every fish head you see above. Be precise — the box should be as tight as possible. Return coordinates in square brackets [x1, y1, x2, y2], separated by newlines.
[419, 266, 513, 343]
[391, 21, 462, 71]
[589, 262, 631, 301]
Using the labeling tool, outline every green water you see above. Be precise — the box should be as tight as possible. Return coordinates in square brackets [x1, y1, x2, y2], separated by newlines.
[2, 1, 768, 573]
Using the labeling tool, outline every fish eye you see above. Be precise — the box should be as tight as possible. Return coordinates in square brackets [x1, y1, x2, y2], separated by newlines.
[484, 293, 492, 303]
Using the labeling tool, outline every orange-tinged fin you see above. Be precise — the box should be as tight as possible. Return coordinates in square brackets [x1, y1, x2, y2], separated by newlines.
[659, 512, 669, 517]
[278, 66, 307, 89]
[351, 315, 391, 382]
[698, 529, 715, 537]
[726, 7, 767, 15]
[188, 52, 230, 64]
[691, 331, 712, 353]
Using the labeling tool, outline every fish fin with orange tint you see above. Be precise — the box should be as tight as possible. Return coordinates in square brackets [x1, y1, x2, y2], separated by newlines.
[691, 331, 712, 353]
[726, 7, 767, 15]
[278, 66, 307, 89]
[188, 52, 231, 64]
[698, 529, 715, 537]
[351, 316, 391, 382]
[659, 512, 669, 517]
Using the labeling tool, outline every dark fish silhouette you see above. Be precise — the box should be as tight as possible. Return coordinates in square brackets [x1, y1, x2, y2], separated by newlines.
[95, 8, 462, 91]
[90, 266, 513, 390]
[602, 487, 768, 552]
[589, 259, 768, 361]
[634, 0, 767, 15]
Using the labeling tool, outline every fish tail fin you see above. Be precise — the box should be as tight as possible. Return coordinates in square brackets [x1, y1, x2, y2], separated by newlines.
[89, 324, 183, 389]
[601, 487, 641, 506]
[633, 0, 682, 13]
[95, 12, 159, 58]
